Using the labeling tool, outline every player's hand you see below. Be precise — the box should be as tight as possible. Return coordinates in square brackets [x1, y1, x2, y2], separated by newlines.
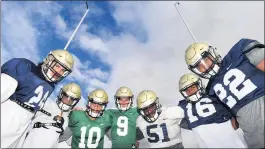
[231, 117, 239, 130]
[72, 107, 84, 111]
[135, 141, 140, 148]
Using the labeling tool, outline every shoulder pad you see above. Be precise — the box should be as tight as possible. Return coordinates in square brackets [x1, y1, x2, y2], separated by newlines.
[1, 58, 35, 79]
[178, 99, 186, 105]
[238, 38, 265, 53]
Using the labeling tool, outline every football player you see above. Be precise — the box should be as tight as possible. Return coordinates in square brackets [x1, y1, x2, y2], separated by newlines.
[184, 38, 264, 148]
[106, 86, 139, 148]
[178, 73, 246, 148]
[21, 83, 81, 148]
[59, 89, 112, 148]
[136, 90, 184, 148]
[1, 49, 74, 148]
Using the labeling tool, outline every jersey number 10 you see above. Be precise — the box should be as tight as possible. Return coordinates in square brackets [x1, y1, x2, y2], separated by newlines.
[79, 126, 101, 148]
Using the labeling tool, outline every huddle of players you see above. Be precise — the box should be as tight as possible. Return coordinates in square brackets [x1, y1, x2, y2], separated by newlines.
[1, 38, 264, 148]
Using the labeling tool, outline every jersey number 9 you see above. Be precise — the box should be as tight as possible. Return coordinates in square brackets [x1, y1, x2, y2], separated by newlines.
[117, 116, 128, 136]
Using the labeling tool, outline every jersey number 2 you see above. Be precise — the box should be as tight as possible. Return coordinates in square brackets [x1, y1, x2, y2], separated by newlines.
[27, 86, 49, 108]
[213, 69, 257, 108]
[146, 123, 170, 143]
[79, 126, 101, 148]
[117, 116, 128, 136]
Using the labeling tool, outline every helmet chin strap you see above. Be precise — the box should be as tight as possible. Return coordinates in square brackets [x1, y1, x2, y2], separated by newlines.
[188, 92, 202, 102]
[117, 99, 132, 111]
[88, 109, 101, 118]
[58, 102, 71, 111]
[47, 69, 57, 82]
[140, 109, 159, 123]
[208, 64, 220, 77]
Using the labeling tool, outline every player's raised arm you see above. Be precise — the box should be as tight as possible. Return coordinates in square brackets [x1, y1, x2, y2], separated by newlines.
[59, 127, 73, 143]
[241, 38, 265, 72]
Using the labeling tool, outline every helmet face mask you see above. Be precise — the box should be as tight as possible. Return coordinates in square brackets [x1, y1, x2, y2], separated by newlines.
[56, 83, 81, 112]
[138, 98, 161, 123]
[42, 54, 72, 83]
[86, 89, 108, 118]
[115, 96, 133, 111]
[137, 90, 162, 123]
[86, 98, 107, 118]
[179, 73, 205, 103]
[114, 86, 134, 111]
[180, 81, 204, 103]
[185, 43, 222, 79]
[57, 90, 79, 112]
[188, 49, 220, 79]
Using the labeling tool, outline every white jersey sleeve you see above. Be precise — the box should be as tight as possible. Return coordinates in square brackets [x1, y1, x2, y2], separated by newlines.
[136, 107, 182, 148]
[21, 100, 70, 148]
[161, 106, 184, 121]
[1, 73, 18, 103]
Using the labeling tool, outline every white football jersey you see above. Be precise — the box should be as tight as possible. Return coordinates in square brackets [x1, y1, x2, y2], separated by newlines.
[21, 99, 70, 148]
[136, 106, 184, 148]
[192, 121, 247, 148]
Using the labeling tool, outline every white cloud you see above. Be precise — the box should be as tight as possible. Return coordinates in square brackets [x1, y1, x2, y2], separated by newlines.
[1, 2, 40, 64]
[78, 34, 109, 53]
[1, 1, 63, 65]
[87, 68, 109, 81]
[51, 1, 264, 110]
[102, 1, 264, 108]
[2, 1, 261, 148]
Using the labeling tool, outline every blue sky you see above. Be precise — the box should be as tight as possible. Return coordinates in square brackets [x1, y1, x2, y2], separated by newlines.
[1, 1, 263, 148]
[1, 1, 264, 111]
[1, 1, 150, 108]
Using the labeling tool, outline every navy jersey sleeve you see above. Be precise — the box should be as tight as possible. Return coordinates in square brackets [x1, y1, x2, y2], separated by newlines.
[222, 38, 263, 66]
[179, 119, 190, 130]
[1, 58, 33, 81]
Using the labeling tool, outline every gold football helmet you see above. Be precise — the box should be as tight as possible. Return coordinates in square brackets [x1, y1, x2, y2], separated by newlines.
[57, 83, 81, 111]
[137, 90, 161, 122]
[185, 42, 222, 79]
[114, 86, 134, 111]
[41, 49, 74, 83]
[179, 73, 205, 103]
[86, 89, 108, 118]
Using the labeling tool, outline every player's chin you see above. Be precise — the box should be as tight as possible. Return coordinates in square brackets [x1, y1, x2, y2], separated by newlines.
[91, 109, 101, 114]
[120, 105, 128, 108]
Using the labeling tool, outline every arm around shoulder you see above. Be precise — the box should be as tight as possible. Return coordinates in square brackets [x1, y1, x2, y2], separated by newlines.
[163, 106, 185, 120]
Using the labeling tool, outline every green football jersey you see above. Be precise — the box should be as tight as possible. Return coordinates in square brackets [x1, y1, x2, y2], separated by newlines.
[68, 110, 112, 148]
[107, 107, 139, 148]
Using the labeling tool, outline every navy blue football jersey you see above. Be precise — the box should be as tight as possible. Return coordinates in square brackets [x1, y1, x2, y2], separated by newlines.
[178, 96, 231, 129]
[206, 38, 264, 115]
[1, 58, 55, 111]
